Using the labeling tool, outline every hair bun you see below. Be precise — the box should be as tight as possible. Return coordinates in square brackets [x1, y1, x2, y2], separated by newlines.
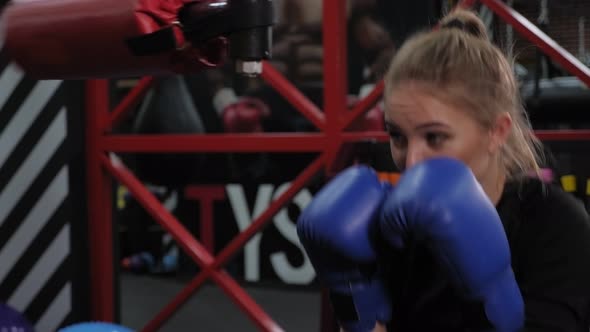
[440, 9, 489, 40]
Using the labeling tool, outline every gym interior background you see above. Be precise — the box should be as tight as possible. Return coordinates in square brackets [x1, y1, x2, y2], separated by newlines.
[1, 0, 590, 331]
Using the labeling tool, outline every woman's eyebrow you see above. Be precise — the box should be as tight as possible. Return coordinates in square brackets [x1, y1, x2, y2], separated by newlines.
[414, 122, 450, 131]
[384, 121, 401, 131]
[385, 121, 450, 132]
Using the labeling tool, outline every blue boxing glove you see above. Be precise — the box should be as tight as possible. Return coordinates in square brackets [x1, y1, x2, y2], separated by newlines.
[380, 157, 524, 332]
[297, 166, 392, 332]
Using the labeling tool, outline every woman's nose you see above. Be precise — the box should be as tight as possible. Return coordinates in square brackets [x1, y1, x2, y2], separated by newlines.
[405, 145, 426, 170]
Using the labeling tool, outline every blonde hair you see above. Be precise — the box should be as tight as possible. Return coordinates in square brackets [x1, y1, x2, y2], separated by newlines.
[384, 9, 543, 179]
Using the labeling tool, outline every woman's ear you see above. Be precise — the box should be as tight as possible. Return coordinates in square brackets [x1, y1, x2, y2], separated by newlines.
[489, 112, 512, 153]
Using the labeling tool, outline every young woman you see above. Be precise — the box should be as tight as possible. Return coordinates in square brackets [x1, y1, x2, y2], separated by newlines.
[297, 8, 590, 332]
[380, 9, 590, 331]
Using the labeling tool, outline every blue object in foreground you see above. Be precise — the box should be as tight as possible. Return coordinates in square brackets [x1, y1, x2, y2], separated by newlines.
[59, 322, 135, 332]
[0, 302, 34, 332]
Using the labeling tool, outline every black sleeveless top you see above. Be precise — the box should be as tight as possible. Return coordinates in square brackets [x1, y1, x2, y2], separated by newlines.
[384, 178, 590, 331]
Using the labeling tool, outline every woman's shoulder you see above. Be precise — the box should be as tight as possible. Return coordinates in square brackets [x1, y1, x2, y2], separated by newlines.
[501, 178, 590, 319]
[503, 178, 590, 329]
[502, 176, 588, 226]
[499, 176, 590, 261]
[501, 176, 590, 269]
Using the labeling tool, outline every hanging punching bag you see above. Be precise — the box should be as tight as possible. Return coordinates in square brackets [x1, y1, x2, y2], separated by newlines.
[132, 75, 207, 186]
[1, 0, 275, 79]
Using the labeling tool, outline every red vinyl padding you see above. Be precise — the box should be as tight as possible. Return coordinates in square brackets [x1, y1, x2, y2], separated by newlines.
[1, 0, 226, 79]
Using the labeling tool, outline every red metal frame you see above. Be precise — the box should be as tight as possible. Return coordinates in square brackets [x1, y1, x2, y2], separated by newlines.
[108, 77, 155, 131]
[482, 0, 590, 88]
[86, 79, 114, 322]
[86, 0, 590, 331]
[102, 133, 327, 152]
[262, 63, 325, 130]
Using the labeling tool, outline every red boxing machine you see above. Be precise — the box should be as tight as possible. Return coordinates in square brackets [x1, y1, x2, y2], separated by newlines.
[1, 0, 275, 79]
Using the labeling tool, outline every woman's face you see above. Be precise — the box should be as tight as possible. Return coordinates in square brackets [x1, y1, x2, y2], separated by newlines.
[384, 83, 506, 183]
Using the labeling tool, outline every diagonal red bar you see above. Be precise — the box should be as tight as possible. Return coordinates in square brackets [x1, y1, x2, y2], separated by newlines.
[101, 155, 284, 331]
[212, 153, 325, 271]
[261, 62, 325, 130]
[210, 271, 285, 332]
[142, 268, 284, 332]
[108, 77, 155, 131]
[102, 133, 327, 153]
[482, 0, 590, 87]
[142, 153, 326, 332]
[141, 273, 209, 332]
[341, 81, 384, 130]
[101, 154, 215, 268]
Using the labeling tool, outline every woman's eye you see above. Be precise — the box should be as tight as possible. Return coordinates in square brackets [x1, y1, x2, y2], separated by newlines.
[425, 132, 448, 148]
[389, 132, 407, 149]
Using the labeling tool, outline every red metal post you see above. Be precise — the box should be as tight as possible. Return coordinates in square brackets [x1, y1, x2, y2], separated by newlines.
[262, 62, 326, 130]
[322, 0, 348, 170]
[482, 0, 590, 87]
[108, 77, 155, 130]
[322, 0, 348, 118]
[86, 79, 115, 322]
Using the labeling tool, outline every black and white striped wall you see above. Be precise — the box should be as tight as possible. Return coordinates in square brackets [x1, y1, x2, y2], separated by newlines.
[0, 30, 90, 331]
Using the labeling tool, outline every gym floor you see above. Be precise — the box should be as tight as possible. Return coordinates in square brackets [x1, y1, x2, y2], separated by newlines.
[120, 273, 321, 331]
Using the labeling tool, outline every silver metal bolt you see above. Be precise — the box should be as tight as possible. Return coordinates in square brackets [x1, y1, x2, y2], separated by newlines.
[235, 60, 263, 76]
